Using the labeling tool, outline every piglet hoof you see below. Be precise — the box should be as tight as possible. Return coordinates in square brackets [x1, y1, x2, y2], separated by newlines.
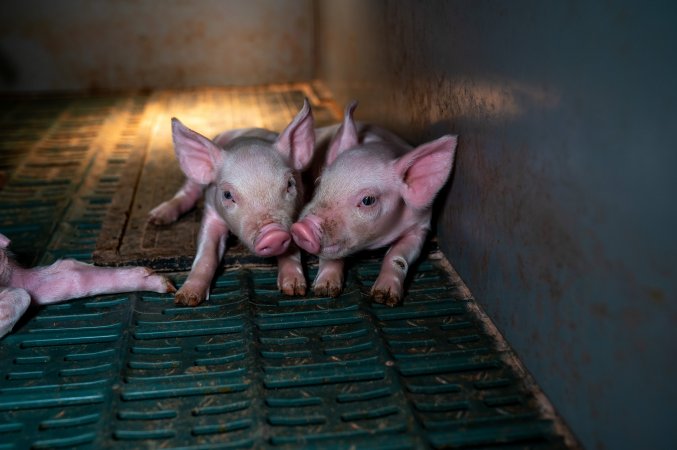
[148, 202, 179, 226]
[164, 279, 177, 294]
[311, 269, 344, 298]
[277, 264, 307, 296]
[371, 287, 402, 307]
[313, 282, 343, 298]
[175, 286, 206, 307]
[140, 268, 177, 293]
[279, 277, 307, 296]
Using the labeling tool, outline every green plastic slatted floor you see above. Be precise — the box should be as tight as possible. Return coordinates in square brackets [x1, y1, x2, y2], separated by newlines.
[0, 88, 571, 449]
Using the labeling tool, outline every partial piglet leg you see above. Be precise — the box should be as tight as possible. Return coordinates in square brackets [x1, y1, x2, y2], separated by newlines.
[312, 258, 345, 298]
[12, 260, 175, 305]
[0, 287, 30, 337]
[175, 207, 228, 306]
[277, 246, 306, 296]
[148, 179, 205, 225]
[371, 227, 428, 307]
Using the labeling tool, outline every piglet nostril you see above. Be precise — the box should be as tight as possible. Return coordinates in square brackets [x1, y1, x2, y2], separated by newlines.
[254, 225, 292, 257]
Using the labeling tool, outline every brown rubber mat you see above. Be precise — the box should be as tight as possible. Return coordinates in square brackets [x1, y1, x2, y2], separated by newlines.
[0, 94, 149, 266]
[92, 84, 340, 270]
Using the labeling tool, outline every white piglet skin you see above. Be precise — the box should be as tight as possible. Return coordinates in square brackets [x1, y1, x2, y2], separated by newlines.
[0, 233, 175, 338]
[291, 101, 457, 306]
[150, 100, 316, 306]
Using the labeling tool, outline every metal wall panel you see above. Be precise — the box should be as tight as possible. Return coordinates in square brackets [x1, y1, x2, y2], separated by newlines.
[316, 1, 677, 449]
[0, 0, 313, 91]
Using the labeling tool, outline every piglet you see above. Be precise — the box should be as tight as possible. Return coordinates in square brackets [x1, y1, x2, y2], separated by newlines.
[150, 100, 315, 306]
[0, 233, 175, 338]
[291, 102, 457, 306]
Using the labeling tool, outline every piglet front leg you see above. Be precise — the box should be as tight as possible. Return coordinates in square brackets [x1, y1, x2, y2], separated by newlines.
[276, 247, 306, 296]
[312, 258, 345, 297]
[14, 260, 175, 305]
[0, 287, 30, 337]
[371, 227, 428, 307]
[175, 207, 228, 306]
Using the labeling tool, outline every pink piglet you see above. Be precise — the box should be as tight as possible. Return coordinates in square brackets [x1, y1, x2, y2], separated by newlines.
[0, 233, 175, 338]
[291, 101, 457, 306]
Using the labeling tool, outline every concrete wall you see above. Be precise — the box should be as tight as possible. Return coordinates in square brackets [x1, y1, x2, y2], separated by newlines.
[0, 0, 313, 91]
[315, 1, 677, 449]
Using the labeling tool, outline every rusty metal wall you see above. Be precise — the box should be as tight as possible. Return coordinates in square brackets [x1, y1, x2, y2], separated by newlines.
[315, 1, 677, 450]
[0, 0, 313, 91]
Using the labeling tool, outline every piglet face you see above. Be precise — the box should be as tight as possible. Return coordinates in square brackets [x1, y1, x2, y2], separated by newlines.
[171, 99, 315, 258]
[292, 100, 457, 260]
[294, 149, 407, 258]
[214, 140, 303, 256]
[292, 126, 457, 260]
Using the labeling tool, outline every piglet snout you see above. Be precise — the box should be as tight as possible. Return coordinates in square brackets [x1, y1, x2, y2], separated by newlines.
[291, 215, 322, 255]
[254, 223, 292, 257]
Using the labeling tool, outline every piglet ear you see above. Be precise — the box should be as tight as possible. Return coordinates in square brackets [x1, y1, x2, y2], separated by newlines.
[394, 135, 458, 209]
[326, 100, 359, 166]
[275, 98, 315, 171]
[0, 233, 10, 249]
[171, 118, 223, 185]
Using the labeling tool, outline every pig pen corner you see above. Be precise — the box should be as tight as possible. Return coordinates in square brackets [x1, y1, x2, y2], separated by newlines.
[1, 1, 676, 450]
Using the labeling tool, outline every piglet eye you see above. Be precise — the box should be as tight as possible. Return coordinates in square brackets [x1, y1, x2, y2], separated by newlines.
[287, 178, 296, 192]
[223, 191, 233, 201]
[361, 196, 377, 206]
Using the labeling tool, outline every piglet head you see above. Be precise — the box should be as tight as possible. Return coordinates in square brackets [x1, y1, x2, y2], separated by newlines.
[171, 100, 315, 257]
[292, 102, 457, 259]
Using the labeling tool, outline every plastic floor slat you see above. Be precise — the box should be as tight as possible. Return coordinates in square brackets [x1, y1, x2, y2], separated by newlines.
[0, 86, 571, 449]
